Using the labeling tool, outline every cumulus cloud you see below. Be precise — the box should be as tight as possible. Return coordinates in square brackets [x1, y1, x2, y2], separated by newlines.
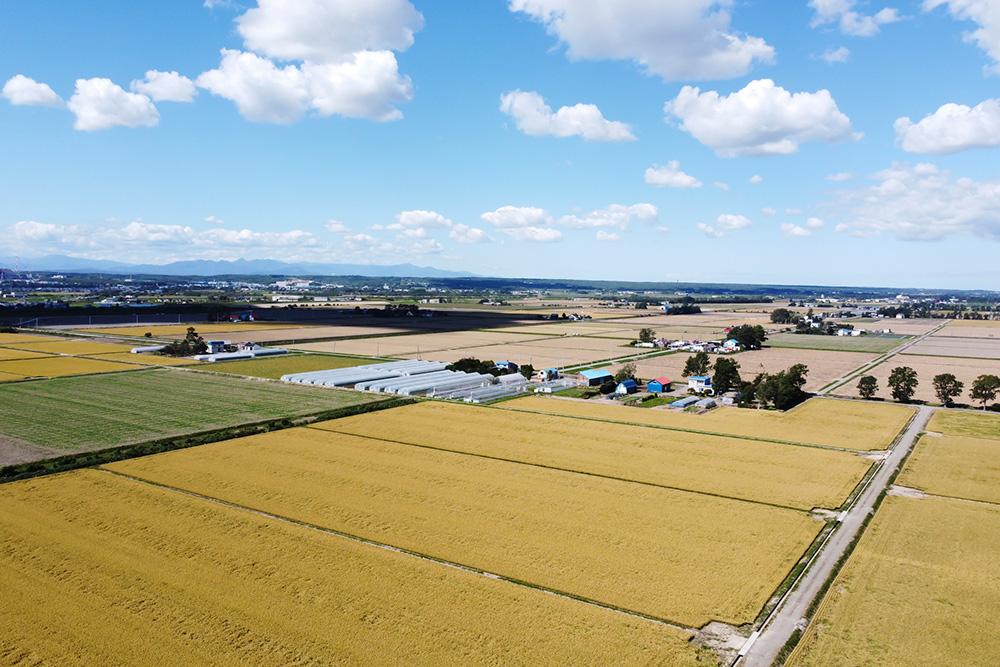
[393, 210, 453, 229]
[236, 0, 424, 63]
[827, 171, 854, 181]
[807, 217, 826, 229]
[130, 70, 196, 102]
[664, 79, 861, 157]
[894, 98, 1000, 154]
[500, 90, 635, 142]
[509, 0, 774, 80]
[596, 230, 620, 242]
[325, 219, 350, 233]
[714, 181, 730, 192]
[827, 161, 1000, 240]
[196, 49, 412, 123]
[697, 222, 725, 238]
[559, 203, 657, 229]
[449, 224, 492, 244]
[925, 0, 1000, 73]
[781, 223, 814, 237]
[716, 213, 752, 230]
[501, 226, 563, 242]
[67, 78, 159, 131]
[749, 174, 764, 183]
[819, 46, 851, 63]
[481, 205, 552, 228]
[205, 215, 226, 225]
[810, 0, 901, 36]
[2, 75, 63, 107]
[645, 161, 703, 188]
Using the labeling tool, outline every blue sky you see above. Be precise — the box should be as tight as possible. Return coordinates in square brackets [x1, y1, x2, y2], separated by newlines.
[2, 0, 1000, 289]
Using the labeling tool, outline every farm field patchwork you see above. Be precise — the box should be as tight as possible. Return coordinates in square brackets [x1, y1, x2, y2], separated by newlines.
[207, 353, 373, 378]
[0, 333, 56, 345]
[290, 329, 545, 358]
[4, 339, 136, 356]
[0, 347, 52, 361]
[318, 401, 872, 510]
[0, 355, 139, 379]
[927, 409, 1000, 439]
[79, 322, 315, 336]
[628, 347, 877, 394]
[898, 433, 1000, 504]
[903, 335, 1000, 359]
[0, 370, 27, 382]
[107, 426, 821, 627]
[766, 332, 907, 354]
[500, 395, 914, 451]
[0, 469, 699, 666]
[0, 368, 383, 464]
[400, 342, 617, 370]
[163, 324, 416, 342]
[787, 495, 1000, 667]
[833, 355, 1000, 404]
[81, 352, 201, 366]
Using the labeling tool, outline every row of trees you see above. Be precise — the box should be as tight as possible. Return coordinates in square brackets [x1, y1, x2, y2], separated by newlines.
[857, 368, 1000, 408]
[681, 351, 809, 410]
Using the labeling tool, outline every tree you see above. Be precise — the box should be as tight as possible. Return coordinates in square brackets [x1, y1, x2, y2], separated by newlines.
[728, 324, 768, 350]
[712, 358, 741, 394]
[615, 362, 637, 383]
[932, 373, 964, 407]
[754, 364, 809, 410]
[857, 375, 878, 400]
[970, 374, 1000, 410]
[770, 308, 794, 324]
[638, 327, 656, 344]
[448, 357, 500, 376]
[599, 380, 616, 395]
[888, 366, 918, 403]
[519, 364, 535, 380]
[682, 351, 710, 377]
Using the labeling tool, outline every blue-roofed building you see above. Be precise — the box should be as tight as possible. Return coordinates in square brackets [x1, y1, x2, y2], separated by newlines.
[579, 368, 614, 386]
[494, 360, 519, 373]
[615, 379, 638, 395]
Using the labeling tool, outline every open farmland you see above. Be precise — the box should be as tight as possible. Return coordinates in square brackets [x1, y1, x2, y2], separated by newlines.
[870, 318, 942, 336]
[626, 347, 877, 394]
[107, 425, 820, 628]
[207, 353, 373, 378]
[898, 433, 1000, 504]
[80, 352, 201, 366]
[501, 395, 914, 451]
[0, 347, 52, 361]
[942, 319, 1000, 336]
[318, 401, 872, 510]
[0, 333, 54, 345]
[0, 368, 383, 464]
[903, 335, 1000, 359]
[787, 495, 1000, 667]
[832, 355, 1000, 404]
[0, 355, 139, 379]
[166, 324, 416, 343]
[2, 339, 136, 356]
[290, 329, 544, 358]
[927, 409, 1000, 439]
[766, 332, 907, 354]
[0, 370, 26, 382]
[0, 470, 699, 666]
[79, 322, 314, 336]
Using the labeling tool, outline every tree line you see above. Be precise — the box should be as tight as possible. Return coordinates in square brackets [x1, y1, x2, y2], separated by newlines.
[857, 367, 1000, 409]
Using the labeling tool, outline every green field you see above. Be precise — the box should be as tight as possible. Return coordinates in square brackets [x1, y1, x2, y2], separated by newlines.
[767, 332, 907, 353]
[0, 368, 384, 456]
[207, 353, 374, 379]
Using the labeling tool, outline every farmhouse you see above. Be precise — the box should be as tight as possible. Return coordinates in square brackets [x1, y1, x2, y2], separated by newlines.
[579, 369, 614, 386]
[688, 376, 713, 395]
[647, 377, 671, 393]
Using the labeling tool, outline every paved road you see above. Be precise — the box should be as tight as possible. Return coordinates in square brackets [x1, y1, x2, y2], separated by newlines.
[738, 404, 935, 666]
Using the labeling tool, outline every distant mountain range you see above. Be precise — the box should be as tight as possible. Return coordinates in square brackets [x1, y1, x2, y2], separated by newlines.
[0, 255, 475, 279]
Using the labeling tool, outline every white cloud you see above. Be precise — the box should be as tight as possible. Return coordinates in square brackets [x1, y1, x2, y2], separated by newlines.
[559, 203, 657, 229]
[925, 0, 1000, 73]
[130, 70, 196, 102]
[810, 0, 901, 36]
[785, 208, 803, 215]
[67, 78, 159, 131]
[714, 181, 730, 192]
[205, 215, 226, 225]
[325, 219, 350, 233]
[644, 161, 703, 188]
[2, 75, 63, 107]
[481, 205, 552, 228]
[394, 210, 452, 229]
[500, 226, 563, 242]
[236, 0, 424, 63]
[781, 223, 814, 237]
[449, 224, 492, 244]
[697, 222, 725, 238]
[196, 49, 412, 123]
[405, 238, 444, 254]
[762, 207, 777, 215]
[655, 226, 670, 233]
[665, 79, 861, 157]
[827, 171, 854, 181]
[716, 213, 752, 230]
[596, 230, 620, 242]
[509, 0, 774, 80]
[500, 90, 635, 142]
[807, 217, 826, 229]
[749, 174, 764, 183]
[826, 161, 1000, 240]
[894, 98, 1000, 154]
[819, 46, 851, 63]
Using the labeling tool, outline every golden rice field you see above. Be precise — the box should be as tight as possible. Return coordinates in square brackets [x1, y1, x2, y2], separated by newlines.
[79, 322, 314, 336]
[318, 401, 871, 510]
[0, 470, 699, 666]
[0, 333, 53, 345]
[927, 409, 1000, 439]
[0, 347, 52, 361]
[106, 426, 821, 628]
[80, 352, 201, 366]
[787, 495, 1000, 667]
[208, 353, 372, 379]
[0, 370, 26, 382]
[898, 434, 1000, 504]
[0, 355, 138, 378]
[501, 395, 914, 451]
[4, 339, 136, 356]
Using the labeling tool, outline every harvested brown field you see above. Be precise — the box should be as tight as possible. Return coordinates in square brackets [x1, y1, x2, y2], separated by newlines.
[926, 410, 1000, 439]
[290, 330, 544, 358]
[787, 495, 1000, 667]
[164, 324, 413, 342]
[898, 433, 1000, 504]
[318, 400, 871, 510]
[0, 469, 699, 666]
[903, 335, 1000, 359]
[870, 318, 941, 335]
[832, 355, 1000, 404]
[107, 427, 820, 627]
[500, 395, 913, 451]
[79, 322, 314, 336]
[626, 347, 877, 393]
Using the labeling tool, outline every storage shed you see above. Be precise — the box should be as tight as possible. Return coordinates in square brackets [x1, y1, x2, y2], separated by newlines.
[615, 379, 638, 395]
[647, 377, 671, 393]
[671, 396, 699, 408]
[695, 397, 716, 409]
[579, 369, 614, 386]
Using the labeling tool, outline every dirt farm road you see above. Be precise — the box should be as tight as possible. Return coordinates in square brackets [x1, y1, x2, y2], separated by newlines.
[737, 404, 935, 666]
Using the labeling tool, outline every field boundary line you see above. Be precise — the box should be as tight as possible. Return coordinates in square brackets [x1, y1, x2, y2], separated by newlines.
[307, 426, 816, 513]
[97, 467, 698, 634]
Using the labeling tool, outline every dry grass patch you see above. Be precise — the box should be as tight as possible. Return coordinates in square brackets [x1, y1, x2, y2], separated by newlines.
[788, 495, 1000, 667]
[107, 428, 820, 628]
[319, 401, 871, 510]
[899, 433, 1000, 504]
[0, 470, 698, 666]
[501, 395, 913, 451]
[0, 356, 139, 379]
[926, 410, 1000, 439]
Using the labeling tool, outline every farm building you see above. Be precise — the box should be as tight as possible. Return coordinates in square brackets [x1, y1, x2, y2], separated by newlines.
[688, 376, 713, 395]
[671, 396, 699, 408]
[695, 397, 717, 409]
[647, 377, 671, 393]
[615, 379, 638, 395]
[579, 369, 614, 386]
[494, 360, 519, 373]
[205, 340, 230, 354]
[533, 368, 560, 381]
